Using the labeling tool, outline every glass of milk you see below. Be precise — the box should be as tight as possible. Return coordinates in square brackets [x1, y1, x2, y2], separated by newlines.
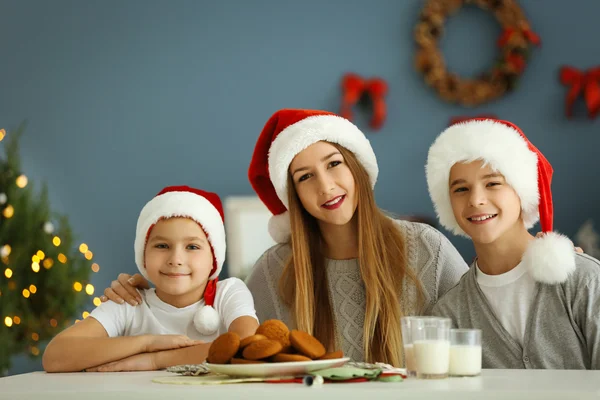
[400, 317, 417, 377]
[449, 329, 482, 377]
[411, 317, 451, 379]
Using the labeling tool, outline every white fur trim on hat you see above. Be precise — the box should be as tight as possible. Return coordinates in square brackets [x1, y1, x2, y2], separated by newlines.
[134, 191, 226, 281]
[426, 119, 539, 237]
[523, 232, 576, 284]
[193, 305, 220, 335]
[268, 114, 378, 210]
[268, 211, 291, 243]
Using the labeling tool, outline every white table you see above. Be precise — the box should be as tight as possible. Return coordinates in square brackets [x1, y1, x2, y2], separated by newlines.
[1, 369, 600, 400]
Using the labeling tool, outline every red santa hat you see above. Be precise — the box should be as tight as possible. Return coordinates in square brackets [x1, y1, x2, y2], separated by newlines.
[248, 108, 378, 243]
[426, 119, 576, 284]
[134, 185, 225, 335]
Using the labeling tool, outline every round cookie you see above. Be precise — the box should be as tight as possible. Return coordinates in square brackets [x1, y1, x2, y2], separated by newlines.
[256, 320, 291, 350]
[231, 358, 266, 364]
[240, 334, 268, 349]
[319, 350, 344, 360]
[289, 330, 326, 359]
[207, 332, 240, 364]
[272, 353, 312, 363]
[242, 339, 283, 360]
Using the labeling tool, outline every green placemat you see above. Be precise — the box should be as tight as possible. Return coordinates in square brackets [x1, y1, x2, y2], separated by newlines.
[312, 366, 382, 381]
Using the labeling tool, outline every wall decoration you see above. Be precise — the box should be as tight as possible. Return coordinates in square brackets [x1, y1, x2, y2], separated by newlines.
[559, 66, 600, 119]
[414, 0, 540, 107]
[340, 73, 388, 130]
[449, 114, 498, 125]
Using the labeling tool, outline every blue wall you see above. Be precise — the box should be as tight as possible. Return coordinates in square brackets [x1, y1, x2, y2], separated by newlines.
[2, 0, 599, 374]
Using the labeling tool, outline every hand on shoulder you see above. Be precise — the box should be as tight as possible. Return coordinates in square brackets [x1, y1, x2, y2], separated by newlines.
[101, 273, 150, 306]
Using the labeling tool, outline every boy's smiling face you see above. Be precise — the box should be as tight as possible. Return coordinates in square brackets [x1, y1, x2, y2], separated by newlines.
[449, 160, 523, 244]
[144, 217, 214, 307]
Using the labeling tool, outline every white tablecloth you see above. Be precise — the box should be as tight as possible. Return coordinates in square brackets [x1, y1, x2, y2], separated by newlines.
[1, 369, 599, 400]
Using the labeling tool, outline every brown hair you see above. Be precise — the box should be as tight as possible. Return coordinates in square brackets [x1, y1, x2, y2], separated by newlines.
[279, 142, 423, 366]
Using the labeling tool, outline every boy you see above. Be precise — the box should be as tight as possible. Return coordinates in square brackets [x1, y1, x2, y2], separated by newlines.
[425, 118, 600, 369]
[43, 186, 259, 372]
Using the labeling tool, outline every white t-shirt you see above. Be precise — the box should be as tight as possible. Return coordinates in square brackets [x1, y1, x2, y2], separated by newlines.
[90, 277, 258, 342]
[476, 261, 536, 345]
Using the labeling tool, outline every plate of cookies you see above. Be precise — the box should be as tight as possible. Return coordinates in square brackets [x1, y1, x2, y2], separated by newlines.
[205, 319, 349, 377]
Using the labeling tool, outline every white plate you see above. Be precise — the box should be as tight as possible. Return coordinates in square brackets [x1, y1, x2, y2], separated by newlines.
[205, 357, 350, 377]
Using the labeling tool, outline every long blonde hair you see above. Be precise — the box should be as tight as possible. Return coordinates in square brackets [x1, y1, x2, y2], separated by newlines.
[279, 143, 423, 366]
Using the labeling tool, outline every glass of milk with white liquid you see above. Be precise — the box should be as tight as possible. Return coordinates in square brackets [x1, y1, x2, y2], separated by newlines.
[400, 317, 417, 377]
[449, 329, 482, 377]
[411, 317, 451, 379]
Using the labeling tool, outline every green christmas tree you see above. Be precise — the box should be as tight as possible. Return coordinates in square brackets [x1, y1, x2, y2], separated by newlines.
[0, 124, 95, 375]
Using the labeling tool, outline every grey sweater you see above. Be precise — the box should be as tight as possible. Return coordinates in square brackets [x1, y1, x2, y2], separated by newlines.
[245, 220, 469, 362]
[431, 253, 600, 369]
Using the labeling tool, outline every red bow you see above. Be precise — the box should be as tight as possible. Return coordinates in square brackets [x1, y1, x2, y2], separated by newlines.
[559, 66, 600, 119]
[505, 53, 526, 74]
[449, 115, 497, 126]
[340, 73, 388, 130]
[497, 27, 541, 48]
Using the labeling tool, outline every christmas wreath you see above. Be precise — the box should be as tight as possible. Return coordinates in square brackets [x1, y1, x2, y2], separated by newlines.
[414, 0, 540, 107]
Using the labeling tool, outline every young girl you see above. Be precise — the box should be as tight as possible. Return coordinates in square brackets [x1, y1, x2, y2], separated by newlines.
[102, 109, 470, 367]
[426, 118, 600, 369]
[42, 186, 258, 372]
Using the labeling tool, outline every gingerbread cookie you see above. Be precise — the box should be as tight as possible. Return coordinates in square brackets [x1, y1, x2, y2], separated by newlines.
[231, 357, 266, 364]
[242, 339, 283, 360]
[240, 334, 268, 349]
[289, 330, 326, 359]
[207, 332, 240, 364]
[319, 350, 344, 360]
[256, 319, 291, 350]
[272, 353, 312, 363]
